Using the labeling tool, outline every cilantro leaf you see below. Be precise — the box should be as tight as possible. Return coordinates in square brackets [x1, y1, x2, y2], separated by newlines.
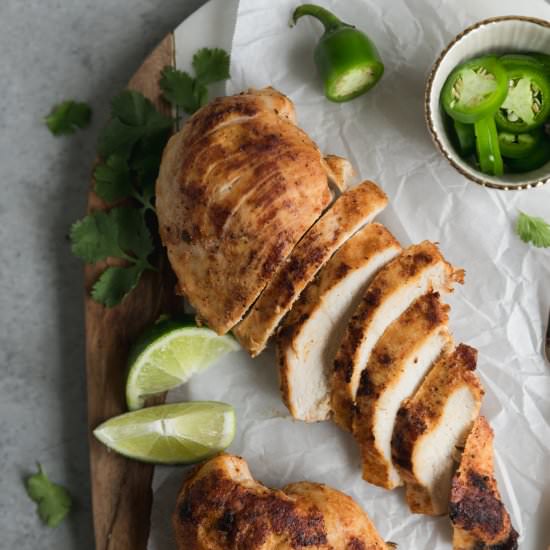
[160, 48, 229, 115]
[113, 207, 154, 261]
[70, 210, 125, 263]
[70, 207, 154, 264]
[192, 48, 230, 86]
[98, 91, 172, 159]
[160, 67, 201, 114]
[516, 211, 550, 248]
[45, 100, 92, 136]
[91, 264, 145, 307]
[98, 118, 144, 159]
[94, 155, 133, 203]
[26, 464, 72, 528]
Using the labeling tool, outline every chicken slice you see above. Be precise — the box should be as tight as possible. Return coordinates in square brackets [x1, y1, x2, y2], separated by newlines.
[322, 154, 355, 191]
[277, 223, 401, 422]
[450, 416, 519, 550]
[353, 293, 452, 490]
[391, 344, 484, 515]
[234, 180, 389, 356]
[157, 88, 334, 334]
[173, 454, 389, 550]
[331, 241, 464, 431]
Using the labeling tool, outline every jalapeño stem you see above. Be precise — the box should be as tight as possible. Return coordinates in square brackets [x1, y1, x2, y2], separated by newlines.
[292, 4, 347, 31]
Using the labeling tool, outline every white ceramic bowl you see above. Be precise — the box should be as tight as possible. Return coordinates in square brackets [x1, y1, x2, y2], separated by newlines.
[425, 16, 550, 190]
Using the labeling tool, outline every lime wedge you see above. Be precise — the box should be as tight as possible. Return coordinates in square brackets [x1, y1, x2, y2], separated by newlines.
[93, 401, 235, 464]
[125, 317, 240, 410]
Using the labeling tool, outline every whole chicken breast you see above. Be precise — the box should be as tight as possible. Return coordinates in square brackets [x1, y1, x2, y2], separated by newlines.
[392, 344, 484, 515]
[331, 241, 464, 431]
[234, 180, 388, 356]
[277, 223, 401, 422]
[156, 88, 334, 334]
[353, 292, 452, 490]
[173, 454, 389, 550]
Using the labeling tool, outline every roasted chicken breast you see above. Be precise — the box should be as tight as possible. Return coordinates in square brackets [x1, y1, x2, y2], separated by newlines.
[331, 241, 464, 431]
[234, 180, 388, 356]
[450, 416, 519, 550]
[392, 344, 484, 515]
[353, 293, 452, 490]
[322, 154, 355, 191]
[277, 223, 401, 422]
[173, 454, 389, 550]
[157, 88, 334, 334]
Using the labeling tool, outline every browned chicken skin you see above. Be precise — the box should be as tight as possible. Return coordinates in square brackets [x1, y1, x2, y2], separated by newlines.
[156, 88, 334, 334]
[173, 454, 389, 550]
[450, 416, 518, 549]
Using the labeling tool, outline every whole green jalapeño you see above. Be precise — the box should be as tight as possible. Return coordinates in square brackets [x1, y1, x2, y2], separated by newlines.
[441, 56, 508, 123]
[292, 4, 384, 102]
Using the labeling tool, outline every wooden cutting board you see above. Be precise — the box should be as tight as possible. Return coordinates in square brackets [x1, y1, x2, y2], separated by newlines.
[85, 34, 176, 550]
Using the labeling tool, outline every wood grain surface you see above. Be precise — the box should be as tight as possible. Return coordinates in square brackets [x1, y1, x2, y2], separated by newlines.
[85, 33, 176, 550]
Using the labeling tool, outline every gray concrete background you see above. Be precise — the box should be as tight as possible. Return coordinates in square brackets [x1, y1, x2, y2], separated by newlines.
[0, 1, 205, 547]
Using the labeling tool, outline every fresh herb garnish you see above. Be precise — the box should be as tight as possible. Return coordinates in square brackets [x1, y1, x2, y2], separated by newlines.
[71, 207, 156, 306]
[516, 211, 550, 248]
[70, 48, 230, 307]
[45, 100, 92, 136]
[25, 464, 72, 528]
[160, 48, 230, 114]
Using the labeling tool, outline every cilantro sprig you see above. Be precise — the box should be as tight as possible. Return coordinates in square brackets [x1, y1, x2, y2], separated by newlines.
[160, 48, 230, 114]
[45, 100, 92, 136]
[516, 211, 550, 248]
[25, 464, 72, 528]
[71, 207, 155, 306]
[69, 47, 230, 307]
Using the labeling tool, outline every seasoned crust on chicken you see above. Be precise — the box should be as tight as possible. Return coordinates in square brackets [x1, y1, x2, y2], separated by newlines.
[331, 241, 464, 431]
[322, 154, 355, 192]
[450, 416, 519, 550]
[156, 88, 334, 334]
[277, 223, 401, 422]
[234, 181, 388, 356]
[392, 344, 484, 515]
[353, 293, 452, 490]
[173, 454, 389, 550]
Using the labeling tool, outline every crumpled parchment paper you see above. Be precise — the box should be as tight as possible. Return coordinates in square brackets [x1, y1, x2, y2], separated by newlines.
[149, 1, 550, 548]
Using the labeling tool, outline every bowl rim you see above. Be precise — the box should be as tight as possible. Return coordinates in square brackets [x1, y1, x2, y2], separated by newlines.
[425, 15, 550, 191]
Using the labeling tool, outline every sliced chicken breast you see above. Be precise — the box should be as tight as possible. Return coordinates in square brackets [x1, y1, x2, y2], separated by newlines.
[173, 454, 389, 550]
[277, 223, 401, 422]
[353, 293, 452, 490]
[157, 88, 334, 334]
[322, 154, 355, 192]
[392, 344, 484, 515]
[450, 416, 519, 550]
[331, 241, 464, 431]
[234, 181, 388, 356]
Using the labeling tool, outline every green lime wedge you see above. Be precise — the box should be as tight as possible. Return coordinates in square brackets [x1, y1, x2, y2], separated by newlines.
[93, 401, 235, 464]
[125, 317, 240, 411]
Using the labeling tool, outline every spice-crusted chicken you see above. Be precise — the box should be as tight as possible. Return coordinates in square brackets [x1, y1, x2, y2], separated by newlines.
[322, 154, 355, 192]
[277, 223, 401, 422]
[234, 180, 388, 356]
[156, 88, 334, 334]
[450, 416, 518, 549]
[392, 344, 484, 515]
[353, 292, 452, 490]
[331, 241, 464, 431]
[173, 454, 389, 550]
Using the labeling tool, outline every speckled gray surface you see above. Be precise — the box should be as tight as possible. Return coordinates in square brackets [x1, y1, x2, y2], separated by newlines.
[0, 1, 205, 547]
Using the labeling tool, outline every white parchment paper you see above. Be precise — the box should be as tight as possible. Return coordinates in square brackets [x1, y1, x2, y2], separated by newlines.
[150, 1, 550, 548]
